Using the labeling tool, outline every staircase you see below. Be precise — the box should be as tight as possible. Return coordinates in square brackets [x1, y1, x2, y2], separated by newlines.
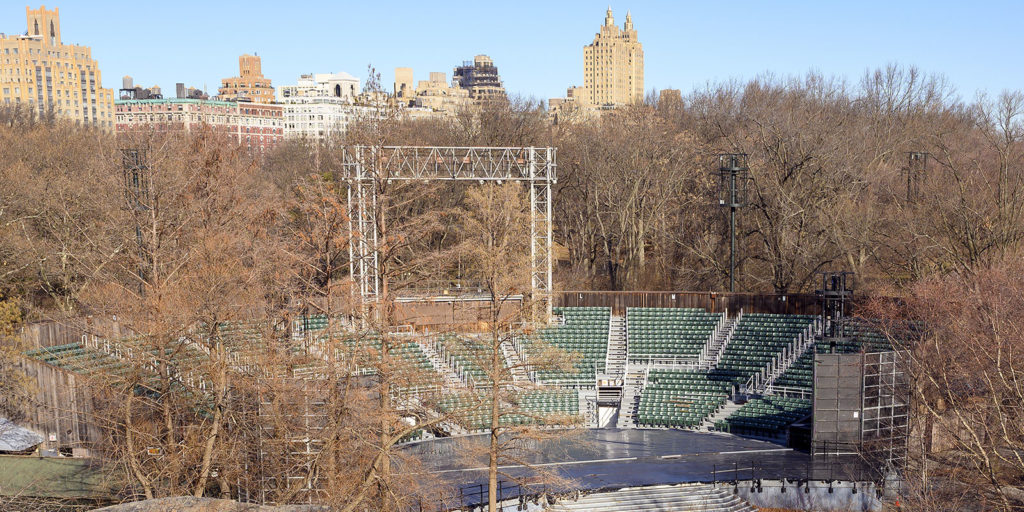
[579, 390, 598, 427]
[749, 319, 820, 394]
[605, 315, 627, 379]
[546, 483, 757, 512]
[700, 314, 739, 370]
[616, 369, 646, 428]
[418, 341, 463, 388]
[700, 399, 744, 431]
[499, 340, 529, 384]
[762, 319, 820, 393]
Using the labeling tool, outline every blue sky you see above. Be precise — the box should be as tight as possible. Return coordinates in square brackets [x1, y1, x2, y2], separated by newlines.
[13, 1, 1023, 102]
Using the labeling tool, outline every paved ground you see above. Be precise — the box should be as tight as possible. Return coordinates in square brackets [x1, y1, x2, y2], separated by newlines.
[94, 497, 328, 511]
[408, 429, 872, 494]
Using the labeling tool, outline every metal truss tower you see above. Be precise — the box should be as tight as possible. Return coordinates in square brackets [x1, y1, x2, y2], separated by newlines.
[121, 148, 151, 296]
[343, 146, 557, 322]
[905, 151, 928, 203]
[818, 271, 854, 354]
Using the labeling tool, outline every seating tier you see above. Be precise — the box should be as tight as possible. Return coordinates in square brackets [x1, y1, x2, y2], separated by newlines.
[715, 395, 811, 437]
[626, 307, 722, 361]
[438, 389, 580, 431]
[711, 313, 815, 384]
[635, 370, 731, 428]
[531, 307, 610, 387]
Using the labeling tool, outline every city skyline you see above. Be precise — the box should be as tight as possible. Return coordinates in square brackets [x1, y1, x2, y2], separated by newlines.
[5, 1, 1024, 104]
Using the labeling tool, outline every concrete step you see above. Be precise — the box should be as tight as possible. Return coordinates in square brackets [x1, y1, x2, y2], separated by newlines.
[701, 399, 745, 431]
[499, 340, 530, 383]
[418, 342, 463, 388]
[605, 315, 628, 379]
[547, 484, 756, 512]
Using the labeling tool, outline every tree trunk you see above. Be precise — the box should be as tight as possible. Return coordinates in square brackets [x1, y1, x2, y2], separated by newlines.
[193, 363, 227, 498]
[124, 394, 154, 500]
[488, 286, 501, 511]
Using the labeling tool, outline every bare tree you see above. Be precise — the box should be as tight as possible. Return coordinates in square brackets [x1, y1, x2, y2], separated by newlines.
[868, 257, 1024, 511]
[444, 183, 578, 510]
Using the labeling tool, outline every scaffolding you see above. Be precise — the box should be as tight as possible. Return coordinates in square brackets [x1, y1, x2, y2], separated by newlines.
[819, 271, 854, 354]
[343, 146, 557, 323]
[861, 350, 910, 473]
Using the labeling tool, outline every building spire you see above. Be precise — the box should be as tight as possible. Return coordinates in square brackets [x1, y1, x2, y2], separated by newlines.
[605, 6, 614, 26]
[624, 10, 633, 30]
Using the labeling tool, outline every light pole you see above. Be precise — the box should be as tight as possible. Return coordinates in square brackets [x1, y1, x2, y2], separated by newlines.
[905, 152, 928, 203]
[121, 148, 150, 296]
[717, 154, 750, 292]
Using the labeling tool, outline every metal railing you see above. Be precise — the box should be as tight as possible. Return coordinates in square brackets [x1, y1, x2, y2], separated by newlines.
[746, 319, 819, 394]
[709, 309, 742, 369]
[698, 309, 729, 364]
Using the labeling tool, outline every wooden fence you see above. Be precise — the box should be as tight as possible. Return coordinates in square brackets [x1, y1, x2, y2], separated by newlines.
[556, 291, 822, 316]
[18, 321, 102, 453]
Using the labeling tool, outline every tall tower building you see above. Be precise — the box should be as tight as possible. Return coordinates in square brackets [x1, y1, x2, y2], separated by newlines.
[0, 6, 115, 128]
[582, 7, 644, 106]
[219, 54, 274, 104]
[453, 55, 506, 104]
[394, 67, 413, 98]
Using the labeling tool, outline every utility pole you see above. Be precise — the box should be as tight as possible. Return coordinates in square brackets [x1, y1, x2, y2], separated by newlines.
[717, 154, 750, 292]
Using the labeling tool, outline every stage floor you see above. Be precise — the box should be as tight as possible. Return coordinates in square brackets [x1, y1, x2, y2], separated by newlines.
[408, 428, 872, 492]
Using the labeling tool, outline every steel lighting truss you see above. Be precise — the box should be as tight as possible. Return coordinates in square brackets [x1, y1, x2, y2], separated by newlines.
[343, 146, 557, 322]
[861, 350, 910, 473]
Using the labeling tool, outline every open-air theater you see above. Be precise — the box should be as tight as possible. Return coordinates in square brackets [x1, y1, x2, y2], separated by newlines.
[22, 147, 910, 511]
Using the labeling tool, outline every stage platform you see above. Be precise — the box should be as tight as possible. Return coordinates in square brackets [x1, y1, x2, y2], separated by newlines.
[408, 429, 873, 492]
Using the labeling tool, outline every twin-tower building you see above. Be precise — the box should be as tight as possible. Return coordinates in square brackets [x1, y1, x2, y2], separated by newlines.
[583, 7, 644, 106]
[0, 5, 643, 133]
[549, 7, 645, 119]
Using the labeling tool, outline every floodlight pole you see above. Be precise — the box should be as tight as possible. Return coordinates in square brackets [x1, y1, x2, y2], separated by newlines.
[730, 178, 737, 293]
[121, 148, 150, 297]
[906, 152, 928, 203]
[717, 154, 749, 292]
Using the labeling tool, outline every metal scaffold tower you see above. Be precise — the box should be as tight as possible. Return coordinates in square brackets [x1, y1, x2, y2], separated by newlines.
[818, 270, 854, 354]
[343, 146, 557, 322]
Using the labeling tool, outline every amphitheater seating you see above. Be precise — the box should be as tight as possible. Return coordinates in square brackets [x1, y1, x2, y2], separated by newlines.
[24, 339, 213, 395]
[518, 389, 579, 417]
[437, 334, 505, 388]
[838, 319, 894, 353]
[24, 342, 131, 377]
[710, 313, 816, 384]
[773, 319, 894, 391]
[215, 320, 265, 349]
[438, 393, 491, 430]
[310, 333, 439, 391]
[295, 314, 330, 334]
[772, 349, 816, 390]
[438, 389, 580, 431]
[715, 395, 811, 437]
[532, 307, 610, 387]
[635, 370, 731, 428]
[626, 307, 722, 361]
